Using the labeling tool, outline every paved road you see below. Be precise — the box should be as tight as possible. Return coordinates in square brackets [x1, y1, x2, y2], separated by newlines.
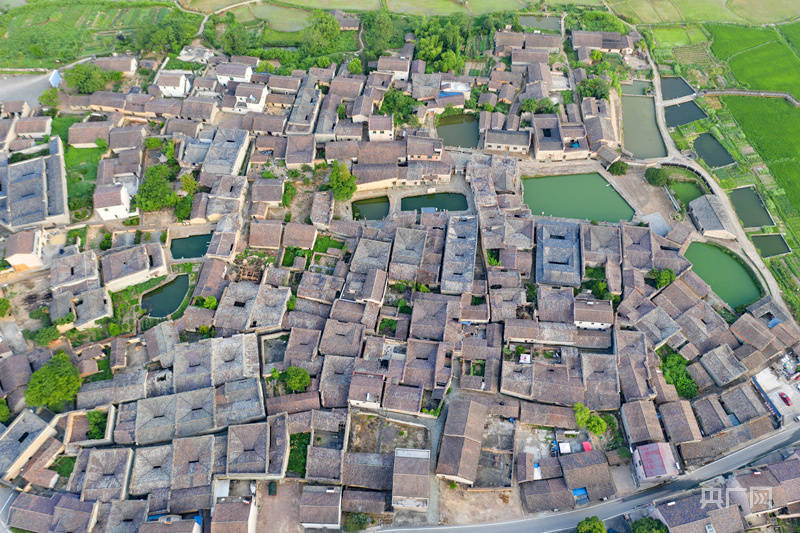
[382, 423, 800, 532]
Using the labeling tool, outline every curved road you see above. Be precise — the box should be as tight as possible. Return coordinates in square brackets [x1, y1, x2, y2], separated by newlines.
[384, 422, 800, 533]
[647, 55, 789, 316]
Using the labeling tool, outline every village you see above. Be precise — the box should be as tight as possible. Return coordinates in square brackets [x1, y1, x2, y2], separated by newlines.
[0, 8, 799, 533]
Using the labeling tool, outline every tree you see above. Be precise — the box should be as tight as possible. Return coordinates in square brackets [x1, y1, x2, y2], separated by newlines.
[586, 415, 608, 435]
[348, 57, 362, 75]
[25, 351, 80, 411]
[590, 49, 604, 62]
[39, 88, 59, 109]
[86, 410, 107, 440]
[284, 366, 310, 392]
[222, 23, 250, 55]
[573, 402, 591, 428]
[608, 161, 628, 175]
[521, 97, 558, 114]
[137, 165, 177, 212]
[95, 138, 108, 151]
[328, 161, 357, 201]
[379, 87, 420, 126]
[632, 517, 668, 533]
[180, 174, 198, 196]
[576, 516, 606, 533]
[174, 194, 193, 221]
[337, 102, 347, 120]
[577, 78, 610, 100]
[649, 268, 676, 289]
[203, 296, 218, 310]
[302, 12, 340, 57]
[0, 398, 9, 424]
[645, 167, 668, 186]
[435, 49, 464, 74]
[0, 298, 10, 318]
[136, 11, 199, 54]
[64, 64, 112, 95]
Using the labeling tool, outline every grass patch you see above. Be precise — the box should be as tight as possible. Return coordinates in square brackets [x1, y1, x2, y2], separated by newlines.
[313, 235, 345, 254]
[288, 432, 310, 476]
[727, 40, 800, 99]
[281, 246, 311, 268]
[51, 114, 84, 143]
[49, 456, 76, 478]
[85, 357, 112, 383]
[379, 318, 397, 335]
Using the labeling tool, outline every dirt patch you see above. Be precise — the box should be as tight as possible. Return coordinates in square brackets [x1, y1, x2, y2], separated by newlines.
[348, 413, 429, 454]
[475, 449, 512, 488]
[256, 480, 303, 533]
[514, 424, 556, 461]
[438, 479, 523, 525]
[481, 416, 514, 452]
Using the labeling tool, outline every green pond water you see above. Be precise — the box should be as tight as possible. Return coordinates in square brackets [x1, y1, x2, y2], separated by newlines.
[352, 197, 390, 220]
[518, 15, 560, 31]
[170, 234, 211, 259]
[522, 173, 634, 222]
[670, 181, 704, 206]
[661, 77, 694, 100]
[665, 101, 706, 127]
[729, 186, 774, 228]
[685, 242, 761, 308]
[401, 193, 467, 212]
[437, 114, 479, 148]
[622, 95, 667, 159]
[752, 234, 791, 258]
[141, 275, 190, 318]
[622, 81, 651, 95]
[694, 133, 734, 168]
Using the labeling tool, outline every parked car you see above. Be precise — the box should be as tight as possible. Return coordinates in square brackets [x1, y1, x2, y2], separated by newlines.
[780, 392, 792, 406]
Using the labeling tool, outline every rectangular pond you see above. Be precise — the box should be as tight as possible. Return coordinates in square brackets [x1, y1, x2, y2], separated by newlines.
[693, 132, 734, 168]
[401, 193, 467, 212]
[661, 77, 694, 100]
[752, 234, 791, 258]
[685, 242, 761, 309]
[170, 234, 211, 259]
[622, 95, 667, 159]
[665, 101, 706, 127]
[437, 113, 479, 148]
[352, 196, 389, 220]
[142, 275, 190, 318]
[522, 173, 634, 222]
[518, 15, 560, 31]
[622, 81, 651, 95]
[729, 186, 774, 228]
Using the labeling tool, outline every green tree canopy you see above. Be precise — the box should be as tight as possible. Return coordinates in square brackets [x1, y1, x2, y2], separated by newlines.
[64, 64, 112, 95]
[574, 402, 591, 428]
[302, 12, 340, 57]
[645, 167, 668, 186]
[649, 268, 676, 289]
[181, 174, 198, 196]
[137, 165, 177, 212]
[576, 516, 606, 533]
[521, 97, 558, 114]
[328, 161, 357, 202]
[284, 366, 311, 392]
[25, 351, 81, 411]
[348, 57, 362, 75]
[586, 415, 608, 435]
[0, 398, 9, 424]
[608, 161, 628, 175]
[632, 517, 668, 533]
[39, 87, 59, 108]
[379, 87, 420, 126]
[135, 11, 199, 54]
[577, 78, 610, 100]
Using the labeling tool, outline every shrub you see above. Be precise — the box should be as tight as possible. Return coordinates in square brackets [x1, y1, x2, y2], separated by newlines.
[586, 414, 608, 435]
[0, 298, 10, 318]
[632, 517, 668, 533]
[282, 182, 297, 207]
[86, 410, 107, 440]
[0, 398, 9, 424]
[608, 161, 628, 175]
[576, 516, 606, 533]
[328, 161, 356, 201]
[487, 249, 501, 266]
[577, 78, 610, 100]
[573, 402, 591, 427]
[138, 165, 177, 212]
[348, 57, 362, 75]
[649, 268, 676, 288]
[99, 232, 112, 251]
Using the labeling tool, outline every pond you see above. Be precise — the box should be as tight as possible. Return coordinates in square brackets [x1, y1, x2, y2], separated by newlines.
[661, 77, 695, 100]
[352, 196, 389, 220]
[522, 173, 634, 222]
[665, 101, 706, 127]
[401, 193, 467, 212]
[729, 186, 774, 228]
[622, 95, 667, 159]
[170, 234, 211, 259]
[752, 234, 791, 258]
[622, 81, 651, 95]
[693, 133, 734, 168]
[141, 275, 190, 318]
[518, 15, 560, 31]
[669, 180, 704, 206]
[437, 113, 479, 149]
[684, 242, 761, 308]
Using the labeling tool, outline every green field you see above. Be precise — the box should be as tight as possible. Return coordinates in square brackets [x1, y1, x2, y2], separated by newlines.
[0, 0, 193, 67]
[778, 20, 800, 53]
[727, 41, 800, 98]
[652, 24, 708, 48]
[250, 3, 310, 30]
[706, 23, 778, 59]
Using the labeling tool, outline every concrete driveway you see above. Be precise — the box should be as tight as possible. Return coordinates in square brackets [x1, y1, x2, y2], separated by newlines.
[0, 73, 52, 106]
